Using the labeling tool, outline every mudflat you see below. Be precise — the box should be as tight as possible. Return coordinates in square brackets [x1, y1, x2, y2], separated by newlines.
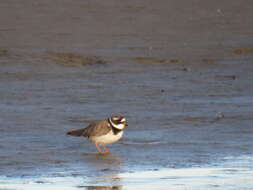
[1, 1, 253, 189]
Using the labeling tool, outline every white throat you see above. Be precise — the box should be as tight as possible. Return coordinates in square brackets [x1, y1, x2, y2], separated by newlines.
[109, 118, 125, 130]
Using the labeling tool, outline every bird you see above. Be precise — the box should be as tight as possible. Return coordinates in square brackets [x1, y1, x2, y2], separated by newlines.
[66, 115, 128, 154]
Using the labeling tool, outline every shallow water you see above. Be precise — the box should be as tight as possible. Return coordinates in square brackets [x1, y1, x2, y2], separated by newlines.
[1, 51, 253, 189]
[1, 0, 253, 189]
[1, 156, 253, 190]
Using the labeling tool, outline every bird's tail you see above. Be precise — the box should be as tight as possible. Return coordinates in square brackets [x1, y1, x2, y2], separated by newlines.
[66, 128, 86, 137]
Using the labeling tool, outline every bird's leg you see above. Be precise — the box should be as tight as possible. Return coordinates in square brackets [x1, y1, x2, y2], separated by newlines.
[101, 144, 111, 154]
[95, 143, 103, 154]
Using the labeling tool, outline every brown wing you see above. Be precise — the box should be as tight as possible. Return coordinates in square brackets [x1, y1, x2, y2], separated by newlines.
[67, 128, 87, 137]
[66, 120, 111, 138]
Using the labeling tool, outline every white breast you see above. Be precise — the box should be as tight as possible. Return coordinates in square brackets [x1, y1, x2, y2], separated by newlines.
[90, 130, 123, 145]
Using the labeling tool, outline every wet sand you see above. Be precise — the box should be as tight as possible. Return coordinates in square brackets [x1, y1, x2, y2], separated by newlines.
[1, 156, 253, 189]
[1, 0, 253, 189]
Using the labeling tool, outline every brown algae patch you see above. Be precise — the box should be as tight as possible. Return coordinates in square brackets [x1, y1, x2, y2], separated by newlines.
[0, 49, 8, 56]
[133, 57, 179, 64]
[48, 52, 106, 67]
[232, 48, 253, 55]
[214, 75, 237, 80]
[201, 58, 215, 64]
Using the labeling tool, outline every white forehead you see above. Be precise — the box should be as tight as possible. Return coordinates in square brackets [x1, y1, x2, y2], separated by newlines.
[121, 118, 126, 122]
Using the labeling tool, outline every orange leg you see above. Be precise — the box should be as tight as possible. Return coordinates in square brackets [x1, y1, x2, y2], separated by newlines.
[95, 143, 103, 154]
[101, 144, 111, 154]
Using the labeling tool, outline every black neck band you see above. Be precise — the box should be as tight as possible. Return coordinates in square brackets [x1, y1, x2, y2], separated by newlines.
[108, 118, 122, 135]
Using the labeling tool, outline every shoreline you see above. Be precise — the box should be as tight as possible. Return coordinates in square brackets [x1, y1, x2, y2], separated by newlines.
[1, 156, 253, 190]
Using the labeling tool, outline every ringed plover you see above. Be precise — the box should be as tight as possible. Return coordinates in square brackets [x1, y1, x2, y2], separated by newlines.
[67, 115, 128, 154]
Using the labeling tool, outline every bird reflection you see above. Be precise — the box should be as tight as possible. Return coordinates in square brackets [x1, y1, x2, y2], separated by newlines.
[78, 153, 123, 190]
[80, 185, 122, 190]
[81, 153, 122, 171]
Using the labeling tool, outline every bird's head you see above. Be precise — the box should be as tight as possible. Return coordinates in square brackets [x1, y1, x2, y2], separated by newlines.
[109, 115, 128, 130]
